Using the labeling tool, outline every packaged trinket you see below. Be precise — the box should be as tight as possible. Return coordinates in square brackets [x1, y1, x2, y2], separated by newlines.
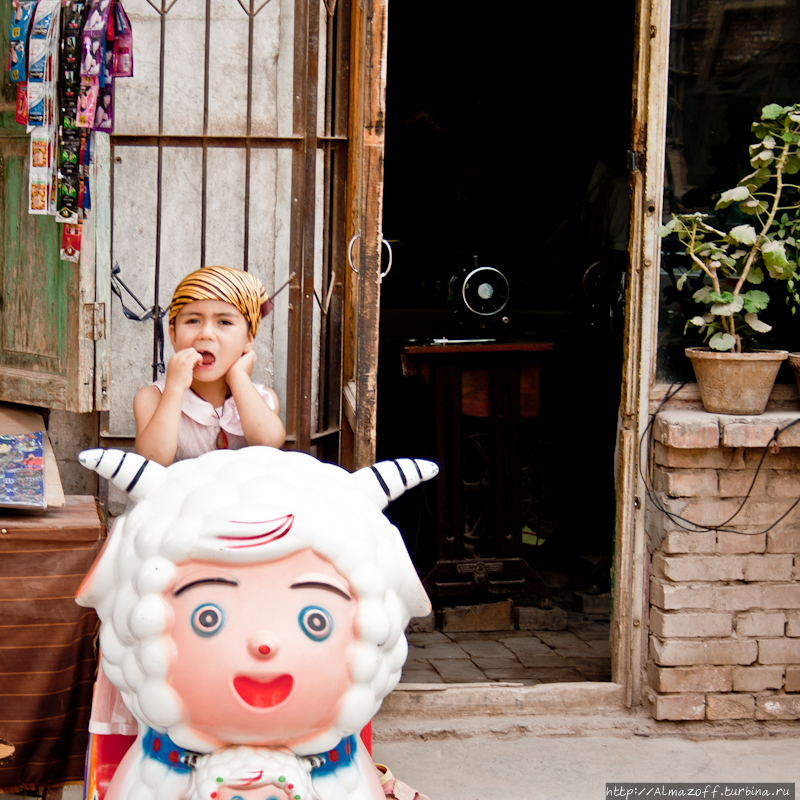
[9, 0, 37, 83]
[60, 222, 82, 262]
[76, 75, 98, 127]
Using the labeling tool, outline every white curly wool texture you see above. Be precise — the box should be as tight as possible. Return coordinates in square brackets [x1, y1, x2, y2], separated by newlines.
[77, 447, 433, 766]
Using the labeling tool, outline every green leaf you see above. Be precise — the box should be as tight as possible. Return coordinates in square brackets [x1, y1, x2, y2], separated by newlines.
[762, 240, 789, 269]
[716, 186, 751, 208]
[676, 272, 688, 291]
[728, 225, 757, 245]
[711, 295, 744, 315]
[709, 290, 733, 303]
[656, 220, 677, 237]
[748, 266, 765, 284]
[708, 332, 737, 351]
[742, 290, 769, 312]
[763, 135, 777, 149]
[745, 312, 772, 333]
[785, 154, 800, 175]
[693, 286, 715, 303]
[762, 103, 785, 120]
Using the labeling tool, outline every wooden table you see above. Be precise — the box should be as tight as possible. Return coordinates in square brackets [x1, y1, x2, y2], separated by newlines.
[404, 342, 554, 596]
[0, 497, 105, 790]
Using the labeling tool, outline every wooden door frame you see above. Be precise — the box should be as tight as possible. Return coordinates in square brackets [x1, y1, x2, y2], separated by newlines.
[340, 0, 388, 470]
[613, 0, 671, 704]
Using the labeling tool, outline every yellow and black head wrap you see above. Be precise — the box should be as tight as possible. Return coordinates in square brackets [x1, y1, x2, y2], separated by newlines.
[169, 266, 273, 336]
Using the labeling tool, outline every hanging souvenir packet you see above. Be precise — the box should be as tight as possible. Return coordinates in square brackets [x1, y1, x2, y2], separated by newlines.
[15, 84, 28, 124]
[81, 0, 110, 79]
[112, 0, 132, 77]
[76, 74, 98, 127]
[28, 127, 56, 215]
[60, 222, 82, 262]
[27, 0, 59, 129]
[9, 0, 37, 83]
[93, 86, 112, 132]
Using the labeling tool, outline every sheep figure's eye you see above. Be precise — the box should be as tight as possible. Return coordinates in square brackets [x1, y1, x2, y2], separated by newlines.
[298, 606, 333, 641]
[191, 603, 225, 636]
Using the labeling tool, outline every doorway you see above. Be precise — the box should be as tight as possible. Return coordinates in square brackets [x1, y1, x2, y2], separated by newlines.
[376, 1, 635, 685]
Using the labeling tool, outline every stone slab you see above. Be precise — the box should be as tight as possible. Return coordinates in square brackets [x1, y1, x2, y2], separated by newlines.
[407, 642, 469, 660]
[438, 599, 514, 632]
[407, 611, 436, 633]
[458, 639, 516, 659]
[428, 658, 488, 683]
[516, 605, 569, 631]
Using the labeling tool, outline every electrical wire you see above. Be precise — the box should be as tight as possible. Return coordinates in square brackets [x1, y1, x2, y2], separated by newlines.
[639, 383, 800, 536]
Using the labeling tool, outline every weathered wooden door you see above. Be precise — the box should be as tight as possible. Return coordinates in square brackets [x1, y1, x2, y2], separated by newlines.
[0, 4, 100, 413]
[339, 0, 387, 470]
[613, 0, 671, 703]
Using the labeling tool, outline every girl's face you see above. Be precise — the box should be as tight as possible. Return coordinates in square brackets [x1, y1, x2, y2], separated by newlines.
[165, 550, 357, 747]
[169, 299, 254, 384]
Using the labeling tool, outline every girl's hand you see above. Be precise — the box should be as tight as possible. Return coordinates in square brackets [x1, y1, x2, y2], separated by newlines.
[227, 350, 256, 383]
[165, 348, 202, 392]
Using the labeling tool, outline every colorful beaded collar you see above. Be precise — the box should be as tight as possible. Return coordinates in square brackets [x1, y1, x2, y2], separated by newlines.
[143, 729, 358, 777]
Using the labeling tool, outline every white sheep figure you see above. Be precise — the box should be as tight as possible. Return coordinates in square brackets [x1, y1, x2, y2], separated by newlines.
[76, 446, 437, 800]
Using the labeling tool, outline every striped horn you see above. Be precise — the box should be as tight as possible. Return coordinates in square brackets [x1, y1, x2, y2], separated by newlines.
[78, 448, 166, 501]
[353, 458, 439, 510]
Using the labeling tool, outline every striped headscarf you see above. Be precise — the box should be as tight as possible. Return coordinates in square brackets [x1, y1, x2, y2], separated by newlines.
[169, 266, 273, 336]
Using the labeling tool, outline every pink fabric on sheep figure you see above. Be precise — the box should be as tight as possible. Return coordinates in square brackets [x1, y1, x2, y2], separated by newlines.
[76, 447, 437, 800]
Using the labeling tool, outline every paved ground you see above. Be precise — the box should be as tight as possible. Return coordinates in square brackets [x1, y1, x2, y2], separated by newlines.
[402, 612, 612, 684]
[374, 732, 800, 800]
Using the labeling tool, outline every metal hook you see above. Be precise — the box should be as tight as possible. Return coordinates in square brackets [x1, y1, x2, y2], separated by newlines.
[380, 239, 393, 281]
[347, 231, 361, 274]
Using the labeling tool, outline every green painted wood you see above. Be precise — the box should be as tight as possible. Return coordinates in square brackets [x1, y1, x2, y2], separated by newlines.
[0, 2, 86, 409]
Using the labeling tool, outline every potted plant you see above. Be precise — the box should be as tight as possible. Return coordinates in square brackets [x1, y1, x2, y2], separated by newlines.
[657, 102, 800, 414]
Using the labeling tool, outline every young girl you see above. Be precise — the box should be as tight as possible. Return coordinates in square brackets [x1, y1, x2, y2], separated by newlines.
[87, 266, 285, 741]
[134, 265, 285, 465]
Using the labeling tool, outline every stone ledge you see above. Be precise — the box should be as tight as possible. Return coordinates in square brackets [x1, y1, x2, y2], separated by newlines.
[380, 681, 625, 718]
[655, 410, 800, 450]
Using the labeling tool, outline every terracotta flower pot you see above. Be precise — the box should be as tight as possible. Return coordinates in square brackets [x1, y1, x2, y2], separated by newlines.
[685, 347, 788, 415]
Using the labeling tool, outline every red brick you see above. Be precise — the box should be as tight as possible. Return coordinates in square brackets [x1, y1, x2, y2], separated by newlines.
[786, 666, 800, 692]
[650, 636, 758, 666]
[648, 691, 706, 721]
[650, 579, 713, 610]
[732, 666, 784, 692]
[718, 470, 771, 498]
[785, 667, 800, 692]
[746, 448, 800, 469]
[763, 584, 800, 609]
[713, 585, 763, 611]
[650, 609, 732, 638]
[654, 443, 743, 469]
[776, 424, 800, 447]
[743, 555, 794, 582]
[756, 695, 800, 719]
[795, 557, 800, 581]
[647, 664, 732, 693]
[767, 530, 800, 553]
[706, 693, 755, 720]
[723, 500, 800, 530]
[658, 555, 744, 583]
[786, 611, 800, 638]
[717, 532, 766, 554]
[661, 530, 717, 554]
[654, 468, 718, 497]
[767, 472, 800, 499]
[679, 499, 753, 528]
[759, 638, 800, 664]
[721, 421, 778, 449]
[735, 612, 786, 637]
[653, 411, 719, 450]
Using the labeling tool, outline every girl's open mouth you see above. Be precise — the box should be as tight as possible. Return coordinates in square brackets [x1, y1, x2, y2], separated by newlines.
[233, 674, 293, 708]
[197, 351, 215, 367]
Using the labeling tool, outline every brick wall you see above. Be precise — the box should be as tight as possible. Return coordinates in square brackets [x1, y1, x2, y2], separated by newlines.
[646, 410, 800, 722]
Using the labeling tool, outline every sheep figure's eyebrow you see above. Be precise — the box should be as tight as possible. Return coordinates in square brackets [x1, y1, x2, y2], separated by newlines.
[174, 577, 239, 596]
[290, 581, 351, 601]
